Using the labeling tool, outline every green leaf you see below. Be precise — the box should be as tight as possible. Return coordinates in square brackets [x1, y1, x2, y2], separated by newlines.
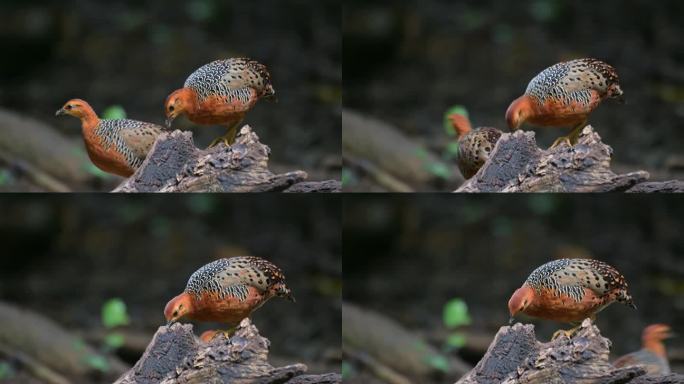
[0, 361, 14, 380]
[444, 141, 461, 159]
[443, 298, 471, 328]
[425, 162, 451, 180]
[102, 105, 126, 120]
[102, 298, 130, 329]
[443, 105, 469, 136]
[341, 168, 356, 187]
[424, 353, 449, 373]
[84, 354, 110, 372]
[445, 332, 467, 349]
[0, 169, 12, 186]
[104, 332, 125, 349]
[341, 361, 355, 379]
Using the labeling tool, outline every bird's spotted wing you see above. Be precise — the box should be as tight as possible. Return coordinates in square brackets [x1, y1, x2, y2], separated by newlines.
[118, 122, 164, 161]
[528, 259, 626, 302]
[184, 58, 273, 101]
[526, 58, 619, 105]
[185, 257, 281, 302]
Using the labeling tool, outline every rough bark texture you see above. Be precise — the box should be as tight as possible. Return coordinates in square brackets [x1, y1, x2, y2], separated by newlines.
[114, 318, 340, 384]
[455, 126, 681, 193]
[456, 319, 684, 384]
[114, 126, 340, 193]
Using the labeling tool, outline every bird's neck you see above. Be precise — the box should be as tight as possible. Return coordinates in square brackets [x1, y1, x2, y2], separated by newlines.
[181, 87, 200, 114]
[643, 339, 667, 358]
[78, 107, 101, 140]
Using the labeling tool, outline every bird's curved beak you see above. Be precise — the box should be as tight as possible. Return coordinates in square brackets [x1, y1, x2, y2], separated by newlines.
[165, 116, 175, 128]
[509, 317, 515, 325]
[166, 319, 176, 326]
[55, 108, 66, 116]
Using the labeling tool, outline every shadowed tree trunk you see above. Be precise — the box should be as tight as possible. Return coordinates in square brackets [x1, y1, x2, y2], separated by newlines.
[114, 318, 340, 384]
[114, 126, 340, 193]
[455, 126, 681, 193]
[456, 319, 684, 384]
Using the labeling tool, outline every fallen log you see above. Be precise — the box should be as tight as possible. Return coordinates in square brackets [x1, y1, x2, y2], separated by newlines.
[342, 302, 471, 380]
[456, 318, 684, 384]
[0, 301, 127, 382]
[114, 318, 339, 384]
[454, 125, 679, 192]
[0, 108, 94, 190]
[114, 126, 339, 192]
[343, 109, 461, 189]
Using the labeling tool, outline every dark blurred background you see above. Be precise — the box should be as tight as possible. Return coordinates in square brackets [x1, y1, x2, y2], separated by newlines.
[343, 195, 684, 383]
[0, 195, 341, 383]
[0, 0, 341, 191]
[343, 0, 684, 191]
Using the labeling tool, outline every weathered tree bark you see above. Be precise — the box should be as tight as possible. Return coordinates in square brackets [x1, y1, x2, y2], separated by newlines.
[456, 319, 684, 384]
[114, 318, 340, 384]
[455, 126, 681, 193]
[114, 126, 340, 193]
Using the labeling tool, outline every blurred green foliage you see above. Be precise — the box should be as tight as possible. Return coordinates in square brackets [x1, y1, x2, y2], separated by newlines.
[104, 333, 126, 350]
[102, 298, 130, 329]
[341, 167, 357, 187]
[442, 298, 470, 350]
[84, 354, 110, 373]
[443, 105, 469, 137]
[341, 361, 354, 380]
[0, 169, 12, 186]
[415, 148, 451, 180]
[101, 105, 127, 120]
[443, 298, 471, 328]
[0, 361, 14, 380]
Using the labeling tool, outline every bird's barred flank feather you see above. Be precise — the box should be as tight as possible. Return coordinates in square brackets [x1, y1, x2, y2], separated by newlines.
[95, 119, 164, 169]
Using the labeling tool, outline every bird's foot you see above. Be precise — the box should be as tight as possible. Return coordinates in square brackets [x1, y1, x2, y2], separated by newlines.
[207, 136, 235, 149]
[549, 135, 572, 149]
[200, 327, 237, 343]
[551, 325, 580, 340]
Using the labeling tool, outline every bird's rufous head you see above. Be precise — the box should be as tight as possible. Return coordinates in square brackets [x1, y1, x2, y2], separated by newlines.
[55, 99, 96, 120]
[164, 292, 194, 325]
[505, 95, 532, 131]
[508, 285, 535, 324]
[164, 88, 195, 128]
[447, 113, 472, 138]
[642, 324, 674, 343]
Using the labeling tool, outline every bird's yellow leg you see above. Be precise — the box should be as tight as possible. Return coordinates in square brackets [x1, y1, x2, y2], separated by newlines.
[207, 120, 243, 148]
[567, 119, 588, 145]
[551, 315, 594, 340]
[549, 119, 588, 148]
[551, 326, 580, 340]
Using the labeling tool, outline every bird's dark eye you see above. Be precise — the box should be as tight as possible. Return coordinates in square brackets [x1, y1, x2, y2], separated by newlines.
[173, 310, 178, 317]
[168, 106, 175, 112]
[66, 105, 72, 110]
